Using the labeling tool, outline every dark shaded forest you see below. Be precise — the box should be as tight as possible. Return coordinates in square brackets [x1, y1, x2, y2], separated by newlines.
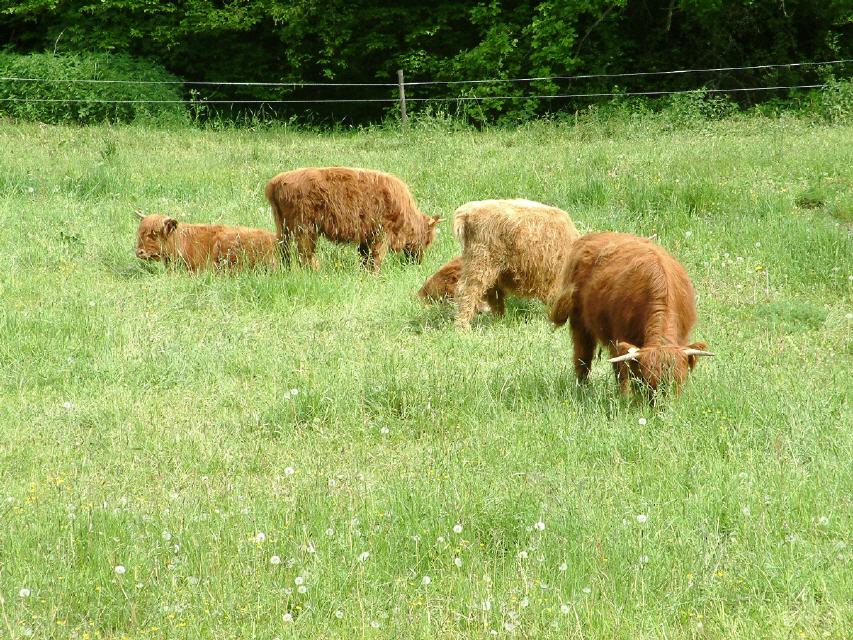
[1, 0, 851, 122]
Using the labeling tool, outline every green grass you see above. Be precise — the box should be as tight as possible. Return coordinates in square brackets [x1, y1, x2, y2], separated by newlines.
[0, 115, 851, 640]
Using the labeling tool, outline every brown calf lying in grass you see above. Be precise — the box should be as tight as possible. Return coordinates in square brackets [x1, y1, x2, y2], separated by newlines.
[452, 199, 580, 329]
[265, 167, 442, 272]
[134, 212, 278, 271]
[550, 231, 713, 399]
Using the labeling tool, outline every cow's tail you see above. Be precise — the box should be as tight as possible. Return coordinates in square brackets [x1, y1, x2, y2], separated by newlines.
[453, 210, 469, 251]
[265, 179, 291, 266]
[549, 285, 574, 328]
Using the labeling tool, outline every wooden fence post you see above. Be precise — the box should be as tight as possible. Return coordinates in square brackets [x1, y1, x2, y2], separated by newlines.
[397, 69, 408, 129]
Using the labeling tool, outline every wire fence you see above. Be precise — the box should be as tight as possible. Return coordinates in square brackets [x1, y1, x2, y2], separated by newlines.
[0, 59, 849, 110]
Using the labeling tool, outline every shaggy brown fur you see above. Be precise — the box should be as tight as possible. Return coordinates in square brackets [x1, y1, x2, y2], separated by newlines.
[418, 256, 462, 301]
[550, 232, 712, 398]
[135, 213, 278, 271]
[418, 256, 491, 314]
[265, 167, 442, 272]
[452, 199, 580, 328]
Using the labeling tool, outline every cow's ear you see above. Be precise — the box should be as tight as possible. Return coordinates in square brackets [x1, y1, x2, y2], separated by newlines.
[428, 215, 444, 228]
[685, 341, 712, 369]
[162, 217, 178, 235]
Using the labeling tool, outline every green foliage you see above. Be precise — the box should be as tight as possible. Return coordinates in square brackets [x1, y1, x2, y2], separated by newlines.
[815, 77, 853, 124]
[0, 52, 186, 124]
[0, 1, 850, 123]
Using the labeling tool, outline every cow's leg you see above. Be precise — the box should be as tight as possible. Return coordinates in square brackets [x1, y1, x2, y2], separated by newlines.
[278, 230, 293, 268]
[612, 361, 632, 395]
[358, 241, 371, 268]
[366, 235, 386, 274]
[455, 255, 500, 329]
[294, 227, 319, 271]
[572, 326, 596, 382]
[485, 286, 506, 316]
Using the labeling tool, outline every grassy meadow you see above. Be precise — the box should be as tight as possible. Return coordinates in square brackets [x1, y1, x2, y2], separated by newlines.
[0, 114, 851, 639]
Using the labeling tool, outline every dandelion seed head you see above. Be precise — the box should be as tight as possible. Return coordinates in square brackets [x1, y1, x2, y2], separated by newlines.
[454, 557, 462, 568]
[297, 585, 307, 594]
[325, 527, 335, 537]
[636, 514, 648, 524]
[482, 600, 492, 611]
[533, 520, 545, 531]
[504, 622, 515, 632]
[582, 587, 591, 594]
[742, 506, 751, 516]
[559, 562, 568, 571]
[335, 609, 344, 619]
[517, 550, 528, 560]
[453, 523, 463, 534]
[270, 555, 281, 565]
[818, 516, 830, 526]
[254, 532, 266, 543]
[62, 401, 74, 410]
[370, 620, 380, 629]
[19, 588, 31, 598]
[162, 530, 172, 541]
[379, 426, 389, 435]
[638, 417, 647, 426]
[639, 555, 650, 564]
[560, 604, 570, 615]
[114, 565, 126, 575]
[284, 467, 295, 476]
[283, 613, 293, 623]
[358, 551, 370, 563]
[520, 597, 529, 608]
[294, 576, 304, 586]
[421, 575, 431, 585]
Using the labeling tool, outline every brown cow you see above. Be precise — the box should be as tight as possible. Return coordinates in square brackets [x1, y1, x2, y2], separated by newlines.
[452, 199, 580, 329]
[265, 167, 442, 272]
[418, 256, 462, 302]
[550, 231, 713, 398]
[418, 256, 492, 313]
[134, 212, 278, 271]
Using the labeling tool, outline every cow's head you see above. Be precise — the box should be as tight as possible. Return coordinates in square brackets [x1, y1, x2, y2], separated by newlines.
[135, 212, 178, 261]
[405, 215, 444, 263]
[609, 340, 714, 397]
[418, 257, 461, 301]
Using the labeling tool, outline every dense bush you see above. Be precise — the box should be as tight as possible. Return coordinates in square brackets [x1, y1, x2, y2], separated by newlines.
[0, 0, 848, 124]
[0, 52, 186, 124]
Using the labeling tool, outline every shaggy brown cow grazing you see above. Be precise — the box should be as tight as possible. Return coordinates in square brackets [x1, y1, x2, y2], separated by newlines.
[134, 212, 278, 271]
[418, 256, 462, 302]
[452, 199, 580, 329]
[265, 167, 442, 272]
[550, 231, 713, 398]
[418, 256, 491, 314]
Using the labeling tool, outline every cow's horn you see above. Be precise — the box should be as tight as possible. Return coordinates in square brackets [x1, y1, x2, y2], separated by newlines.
[683, 348, 715, 357]
[134, 209, 145, 219]
[608, 347, 640, 363]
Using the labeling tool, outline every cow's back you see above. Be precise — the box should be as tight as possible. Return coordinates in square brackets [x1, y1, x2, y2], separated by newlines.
[269, 167, 419, 246]
[456, 199, 579, 302]
[568, 232, 696, 346]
